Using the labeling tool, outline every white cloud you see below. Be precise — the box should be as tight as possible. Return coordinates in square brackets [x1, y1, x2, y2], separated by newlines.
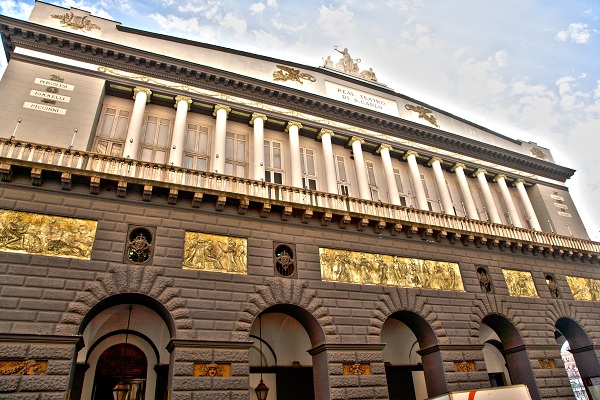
[267, 0, 277, 6]
[253, 29, 285, 49]
[178, 2, 208, 13]
[0, 0, 33, 20]
[555, 23, 591, 44]
[455, 50, 509, 101]
[220, 13, 247, 37]
[52, 0, 114, 20]
[250, 2, 265, 15]
[148, 13, 216, 40]
[317, 5, 356, 39]
[271, 15, 307, 32]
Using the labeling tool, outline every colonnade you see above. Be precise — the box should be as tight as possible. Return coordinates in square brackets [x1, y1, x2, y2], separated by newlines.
[122, 87, 542, 231]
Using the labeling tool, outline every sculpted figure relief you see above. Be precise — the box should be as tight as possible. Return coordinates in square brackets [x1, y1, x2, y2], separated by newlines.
[322, 46, 378, 82]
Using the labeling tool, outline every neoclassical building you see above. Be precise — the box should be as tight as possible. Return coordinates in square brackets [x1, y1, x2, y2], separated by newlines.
[0, 3, 599, 400]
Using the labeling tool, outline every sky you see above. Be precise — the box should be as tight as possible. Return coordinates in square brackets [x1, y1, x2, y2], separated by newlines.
[1, 0, 599, 240]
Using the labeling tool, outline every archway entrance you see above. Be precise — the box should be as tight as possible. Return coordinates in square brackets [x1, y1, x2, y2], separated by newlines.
[92, 343, 147, 400]
[479, 324, 511, 387]
[249, 305, 327, 400]
[382, 311, 446, 400]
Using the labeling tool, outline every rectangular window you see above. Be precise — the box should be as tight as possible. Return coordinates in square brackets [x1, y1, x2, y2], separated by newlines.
[183, 123, 209, 171]
[94, 106, 131, 156]
[225, 131, 247, 177]
[264, 139, 283, 184]
[300, 147, 317, 190]
[393, 168, 408, 206]
[335, 155, 350, 196]
[366, 161, 379, 201]
[140, 115, 171, 163]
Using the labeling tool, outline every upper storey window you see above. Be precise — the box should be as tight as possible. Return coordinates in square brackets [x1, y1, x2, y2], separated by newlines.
[393, 168, 408, 207]
[301, 147, 317, 190]
[141, 115, 171, 164]
[335, 155, 350, 196]
[225, 131, 247, 178]
[94, 106, 130, 157]
[183, 123, 210, 171]
[264, 139, 283, 184]
[366, 161, 380, 201]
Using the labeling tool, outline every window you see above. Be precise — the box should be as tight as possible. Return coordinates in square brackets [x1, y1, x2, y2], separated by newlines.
[225, 131, 247, 177]
[94, 106, 130, 157]
[393, 168, 408, 206]
[140, 115, 171, 163]
[496, 189, 511, 224]
[420, 174, 434, 211]
[366, 161, 379, 201]
[183, 123, 210, 171]
[300, 147, 317, 190]
[264, 139, 283, 184]
[335, 155, 350, 196]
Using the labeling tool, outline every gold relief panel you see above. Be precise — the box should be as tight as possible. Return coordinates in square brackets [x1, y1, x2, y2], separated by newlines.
[0, 210, 97, 259]
[183, 232, 247, 274]
[193, 363, 231, 377]
[538, 359, 555, 369]
[502, 269, 538, 298]
[343, 363, 370, 376]
[566, 276, 600, 302]
[0, 360, 47, 375]
[454, 362, 475, 372]
[319, 248, 464, 291]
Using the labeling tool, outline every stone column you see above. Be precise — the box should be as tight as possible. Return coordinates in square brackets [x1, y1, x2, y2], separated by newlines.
[250, 113, 267, 181]
[124, 87, 152, 159]
[428, 157, 455, 215]
[318, 129, 338, 195]
[451, 163, 479, 220]
[212, 104, 231, 174]
[403, 150, 428, 210]
[474, 169, 501, 224]
[377, 144, 400, 206]
[286, 121, 303, 188]
[514, 179, 542, 231]
[349, 137, 371, 200]
[169, 95, 192, 167]
[494, 174, 523, 228]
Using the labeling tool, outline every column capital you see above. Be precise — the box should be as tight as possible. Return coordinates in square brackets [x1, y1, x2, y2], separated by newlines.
[473, 168, 487, 178]
[376, 143, 393, 154]
[513, 178, 526, 186]
[451, 162, 466, 172]
[133, 87, 152, 102]
[427, 156, 443, 167]
[213, 104, 231, 117]
[348, 136, 365, 146]
[174, 95, 192, 110]
[402, 150, 418, 160]
[285, 121, 303, 132]
[493, 173, 507, 183]
[317, 128, 334, 140]
[250, 112, 268, 125]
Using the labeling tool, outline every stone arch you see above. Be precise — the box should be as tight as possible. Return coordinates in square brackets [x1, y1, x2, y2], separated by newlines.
[57, 265, 192, 338]
[368, 287, 446, 344]
[546, 299, 597, 344]
[233, 278, 338, 344]
[469, 294, 527, 342]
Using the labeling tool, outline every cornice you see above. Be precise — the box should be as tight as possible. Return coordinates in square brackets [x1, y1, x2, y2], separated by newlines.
[0, 17, 576, 182]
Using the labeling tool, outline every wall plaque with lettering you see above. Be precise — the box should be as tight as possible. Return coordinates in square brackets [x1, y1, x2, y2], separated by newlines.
[23, 101, 67, 115]
[324, 81, 399, 117]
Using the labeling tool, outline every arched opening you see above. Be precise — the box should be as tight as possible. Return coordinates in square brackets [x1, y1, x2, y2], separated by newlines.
[555, 317, 600, 399]
[382, 310, 446, 400]
[480, 314, 539, 399]
[479, 324, 511, 387]
[249, 304, 328, 400]
[69, 295, 174, 400]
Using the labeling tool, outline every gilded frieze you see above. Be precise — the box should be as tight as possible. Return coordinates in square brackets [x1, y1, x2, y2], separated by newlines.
[273, 65, 316, 85]
[319, 248, 464, 291]
[0, 360, 47, 375]
[566, 276, 600, 302]
[50, 12, 100, 31]
[502, 269, 538, 298]
[343, 363, 371, 375]
[0, 209, 97, 259]
[193, 363, 231, 377]
[183, 232, 247, 274]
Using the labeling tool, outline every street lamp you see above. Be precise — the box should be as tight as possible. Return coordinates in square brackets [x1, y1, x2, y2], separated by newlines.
[254, 315, 269, 400]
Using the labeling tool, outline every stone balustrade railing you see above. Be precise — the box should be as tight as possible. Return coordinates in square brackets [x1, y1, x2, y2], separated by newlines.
[1, 138, 599, 256]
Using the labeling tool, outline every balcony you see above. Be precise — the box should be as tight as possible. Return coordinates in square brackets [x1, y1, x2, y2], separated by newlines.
[1, 138, 599, 261]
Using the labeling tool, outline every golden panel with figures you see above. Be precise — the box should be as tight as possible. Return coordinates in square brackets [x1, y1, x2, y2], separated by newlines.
[502, 269, 538, 298]
[193, 363, 230, 377]
[0, 360, 47, 375]
[566, 276, 600, 302]
[0, 209, 97, 259]
[454, 362, 475, 372]
[343, 363, 370, 376]
[319, 248, 464, 291]
[183, 232, 247, 274]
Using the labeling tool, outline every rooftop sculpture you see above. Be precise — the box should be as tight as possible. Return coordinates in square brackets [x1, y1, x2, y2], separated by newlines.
[323, 46, 378, 82]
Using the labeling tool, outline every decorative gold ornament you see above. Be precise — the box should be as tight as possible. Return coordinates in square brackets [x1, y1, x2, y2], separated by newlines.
[319, 248, 464, 291]
[343, 363, 370, 375]
[502, 269, 538, 298]
[273, 65, 316, 85]
[193, 363, 230, 377]
[0, 360, 47, 375]
[530, 148, 548, 160]
[538, 359, 555, 369]
[0, 210, 97, 259]
[405, 104, 440, 128]
[50, 12, 100, 32]
[566, 276, 600, 302]
[454, 362, 475, 372]
[183, 233, 247, 274]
